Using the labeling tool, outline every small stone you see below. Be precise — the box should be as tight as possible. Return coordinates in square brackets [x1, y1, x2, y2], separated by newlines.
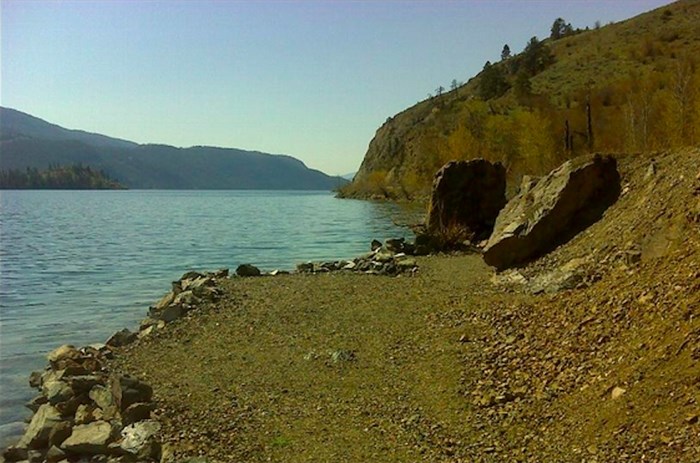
[26, 450, 43, 463]
[685, 413, 699, 425]
[159, 304, 185, 323]
[611, 386, 626, 400]
[45, 445, 66, 463]
[122, 402, 155, 425]
[296, 262, 314, 273]
[236, 264, 261, 277]
[370, 239, 382, 251]
[112, 376, 153, 410]
[105, 328, 137, 347]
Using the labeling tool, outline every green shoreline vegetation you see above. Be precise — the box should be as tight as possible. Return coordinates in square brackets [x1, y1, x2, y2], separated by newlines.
[0, 164, 125, 190]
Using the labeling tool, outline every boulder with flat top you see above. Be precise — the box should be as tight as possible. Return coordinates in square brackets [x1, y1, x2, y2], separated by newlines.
[483, 153, 620, 270]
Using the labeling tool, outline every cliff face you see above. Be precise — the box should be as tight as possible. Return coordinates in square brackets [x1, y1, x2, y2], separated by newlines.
[340, 0, 700, 200]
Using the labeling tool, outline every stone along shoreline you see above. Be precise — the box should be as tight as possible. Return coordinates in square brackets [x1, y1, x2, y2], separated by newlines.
[1, 240, 423, 463]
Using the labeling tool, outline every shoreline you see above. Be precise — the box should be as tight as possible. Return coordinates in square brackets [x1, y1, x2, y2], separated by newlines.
[4, 149, 699, 462]
[1, 240, 423, 462]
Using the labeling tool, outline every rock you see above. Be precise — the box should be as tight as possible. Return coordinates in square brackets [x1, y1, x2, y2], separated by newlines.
[330, 350, 356, 363]
[60, 421, 113, 454]
[43, 380, 74, 405]
[173, 290, 197, 306]
[25, 395, 48, 413]
[213, 268, 229, 278]
[16, 404, 62, 449]
[46, 345, 81, 365]
[159, 304, 185, 323]
[427, 159, 507, 242]
[45, 446, 66, 463]
[89, 385, 115, 411]
[154, 292, 176, 313]
[74, 404, 96, 425]
[385, 238, 406, 253]
[528, 257, 591, 294]
[67, 375, 103, 394]
[396, 257, 417, 269]
[342, 261, 356, 270]
[28, 371, 43, 389]
[484, 154, 620, 270]
[111, 376, 153, 411]
[26, 450, 43, 463]
[2, 446, 28, 462]
[296, 262, 314, 273]
[236, 264, 261, 277]
[370, 239, 382, 251]
[122, 402, 155, 425]
[48, 421, 72, 447]
[120, 420, 161, 460]
[105, 328, 137, 348]
[611, 386, 627, 400]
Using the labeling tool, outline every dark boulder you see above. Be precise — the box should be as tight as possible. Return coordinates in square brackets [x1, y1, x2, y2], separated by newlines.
[236, 264, 261, 277]
[105, 328, 137, 348]
[483, 154, 620, 270]
[427, 159, 506, 243]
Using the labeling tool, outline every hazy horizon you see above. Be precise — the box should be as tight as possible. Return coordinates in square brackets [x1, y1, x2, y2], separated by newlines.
[1, 0, 672, 175]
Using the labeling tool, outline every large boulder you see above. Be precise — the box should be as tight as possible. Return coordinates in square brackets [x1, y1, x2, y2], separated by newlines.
[16, 404, 63, 449]
[483, 153, 620, 270]
[60, 421, 113, 454]
[427, 159, 506, 242]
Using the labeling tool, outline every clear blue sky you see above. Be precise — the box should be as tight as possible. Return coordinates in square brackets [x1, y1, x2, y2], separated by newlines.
[1, 0, 672, 175]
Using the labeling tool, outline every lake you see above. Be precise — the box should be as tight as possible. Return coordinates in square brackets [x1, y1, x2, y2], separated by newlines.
[0, 190, 415, 445]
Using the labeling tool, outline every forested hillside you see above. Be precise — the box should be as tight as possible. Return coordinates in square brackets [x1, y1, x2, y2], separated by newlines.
[0, 108, 347, 190]
[0, 164, 124, 189]
[340, 0, 700, 199]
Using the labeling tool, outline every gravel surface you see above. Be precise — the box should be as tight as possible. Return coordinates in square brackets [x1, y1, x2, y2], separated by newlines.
[113, 148, 700, 463]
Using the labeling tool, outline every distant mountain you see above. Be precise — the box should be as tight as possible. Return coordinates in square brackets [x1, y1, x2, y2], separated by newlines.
[0, 107, 348, 190]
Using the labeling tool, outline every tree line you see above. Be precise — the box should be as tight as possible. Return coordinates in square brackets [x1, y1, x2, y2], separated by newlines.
[0, 164, 125, 189]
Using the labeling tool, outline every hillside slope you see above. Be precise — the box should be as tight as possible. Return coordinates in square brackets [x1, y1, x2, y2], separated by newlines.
[0, 107, 347, 190]
[341, 0, 700, 199]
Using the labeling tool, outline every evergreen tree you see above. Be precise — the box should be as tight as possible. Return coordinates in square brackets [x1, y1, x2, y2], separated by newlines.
[501, 44, 511, 61]
[479, 61, 510, 100]
[550, 18, 574, 40]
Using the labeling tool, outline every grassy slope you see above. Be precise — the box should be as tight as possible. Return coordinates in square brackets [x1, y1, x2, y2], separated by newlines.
[342, 0, 700, 199]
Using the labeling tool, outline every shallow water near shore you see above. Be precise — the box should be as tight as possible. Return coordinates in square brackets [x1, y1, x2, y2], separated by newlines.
[0, 189, 412, 445]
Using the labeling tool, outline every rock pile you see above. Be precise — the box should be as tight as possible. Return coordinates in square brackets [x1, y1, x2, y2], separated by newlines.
[297, 238, 418, 276]
[140, 269, 227, 335]
[3, 344, 161, 463]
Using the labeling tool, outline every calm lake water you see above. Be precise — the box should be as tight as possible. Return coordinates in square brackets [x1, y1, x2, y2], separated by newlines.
[0, 190, 414, 445]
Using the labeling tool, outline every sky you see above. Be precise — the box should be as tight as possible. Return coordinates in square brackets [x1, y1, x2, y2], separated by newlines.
[1, 0, 673, 175]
